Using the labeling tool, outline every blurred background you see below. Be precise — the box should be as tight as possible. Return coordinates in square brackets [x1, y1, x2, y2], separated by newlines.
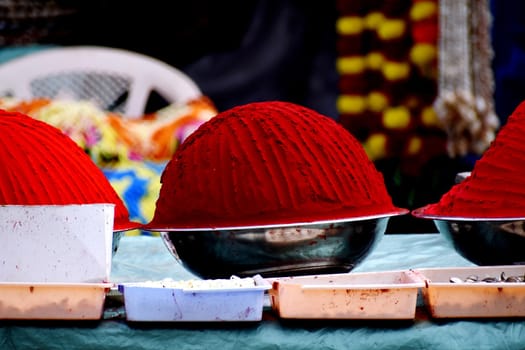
[0, 0, 523, 233]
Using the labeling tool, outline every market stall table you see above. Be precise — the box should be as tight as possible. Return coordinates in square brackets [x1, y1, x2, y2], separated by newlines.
[3, 233, 525, 350]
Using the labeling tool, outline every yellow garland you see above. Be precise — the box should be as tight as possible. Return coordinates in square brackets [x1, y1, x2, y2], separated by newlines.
[365, 12, 385, 30]
[337, 95, 367, 114]
[377, 19, 406, 40]
[367, 91, 389, 112]
[366, 52, 385, 70]
[363, 133, 387, 160]
[410, 1, 437, 21]
[335, 1, 440, 162]
[421, 106, 440, 126]
[382, 61, 411, 80]
[406, 136, 423, 155]
[410, 44, 437, 66]
[336, 56, 366, 74]
[383, 106, 411, 129]
[336, 16, 364, 35]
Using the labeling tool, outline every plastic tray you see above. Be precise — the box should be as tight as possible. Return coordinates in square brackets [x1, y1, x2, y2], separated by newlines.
[119, 277, 271, 322]
[268, 270, 424, 319]
[0, 282, 111, 320]
[0, 204, 114, 283]
[414, 266, 525, 318]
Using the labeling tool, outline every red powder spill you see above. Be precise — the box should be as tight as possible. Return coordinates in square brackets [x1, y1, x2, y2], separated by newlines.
[420, 100, 525, 218]
[146, 101, 405, 229]
[0, 110, 138, 231]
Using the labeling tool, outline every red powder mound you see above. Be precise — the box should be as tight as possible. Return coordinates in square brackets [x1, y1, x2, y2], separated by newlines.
[146, 101, 405, 229]
[418, 100, 525, 218]
[0, 110, 139, 231]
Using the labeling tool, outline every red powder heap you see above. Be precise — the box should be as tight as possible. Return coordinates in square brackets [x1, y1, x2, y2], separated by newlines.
[0, 110, 138, 231]
[419, 100, 525, 218]
[147, 101, 405, 229]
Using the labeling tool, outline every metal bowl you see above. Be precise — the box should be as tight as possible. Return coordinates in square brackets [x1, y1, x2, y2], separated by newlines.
[112, 231, 124, 256]
[412, 208, 525, 266]
[160, 215, 396, 279]
[412, 171, 525, 265]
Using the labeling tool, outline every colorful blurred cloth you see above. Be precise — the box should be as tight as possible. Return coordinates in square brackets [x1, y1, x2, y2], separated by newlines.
[0, 96, 218, 234]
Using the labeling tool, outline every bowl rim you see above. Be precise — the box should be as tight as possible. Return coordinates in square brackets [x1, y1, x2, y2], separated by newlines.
[412, 206, 525, 222]
[145, 209, 409, 232]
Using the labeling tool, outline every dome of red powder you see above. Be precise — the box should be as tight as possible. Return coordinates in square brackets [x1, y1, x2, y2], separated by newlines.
[0, 110, 139, 231]
[146, 101, 406, 229]
[416, 100, 525, 219]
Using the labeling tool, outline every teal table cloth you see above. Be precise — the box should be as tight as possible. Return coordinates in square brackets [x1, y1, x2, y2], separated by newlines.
[5, 233, 525, 350]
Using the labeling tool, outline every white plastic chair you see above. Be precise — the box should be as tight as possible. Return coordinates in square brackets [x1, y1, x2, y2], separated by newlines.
[0, 46, 202, 118]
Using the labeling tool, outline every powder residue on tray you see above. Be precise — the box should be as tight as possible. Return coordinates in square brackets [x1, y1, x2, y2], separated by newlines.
[137, 276, 256, 289]
[420, 100, 525, 218]
[146, 101, 404, 229]
[0, 109, 138, 231]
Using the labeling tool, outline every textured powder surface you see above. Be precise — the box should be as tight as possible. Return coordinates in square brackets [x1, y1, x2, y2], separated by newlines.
[147, 101, 404, 229]
[420, 100, 525, 218]
[0, 110, 138, 231]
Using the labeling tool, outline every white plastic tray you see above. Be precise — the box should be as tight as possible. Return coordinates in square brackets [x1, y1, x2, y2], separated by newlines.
[119, 277, 271, 322]
[0, 282, 111, 320]
[0, 204, 114, 283]
[268, 270, 424, 319]
[414, 266, 525, 318]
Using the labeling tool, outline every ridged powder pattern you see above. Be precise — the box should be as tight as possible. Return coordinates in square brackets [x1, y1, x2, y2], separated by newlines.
[421, 100, 525, 218]
[0, 110, 136, 231]
[148, 101, 402, 229]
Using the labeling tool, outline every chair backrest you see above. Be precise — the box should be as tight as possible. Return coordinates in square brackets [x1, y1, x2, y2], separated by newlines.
[0, 46, 202, 118]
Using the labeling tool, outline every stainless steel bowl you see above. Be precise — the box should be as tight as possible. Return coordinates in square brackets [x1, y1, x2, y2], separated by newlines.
[412, 207, 525, 266]
[160, 216, 394, 279]
[412, 171, 525, 266]
[112, 231, 124, 256]
[434, 217, 525, 266]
